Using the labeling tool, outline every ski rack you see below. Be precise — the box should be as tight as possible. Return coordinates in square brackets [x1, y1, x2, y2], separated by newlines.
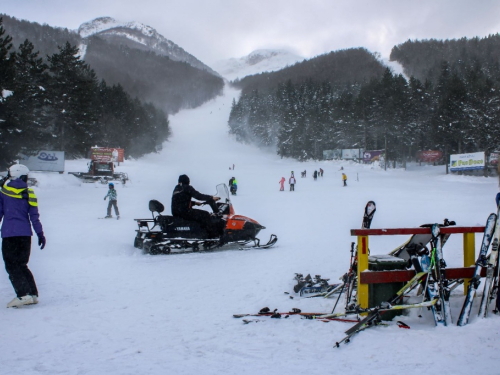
[351, 226, 486, 310]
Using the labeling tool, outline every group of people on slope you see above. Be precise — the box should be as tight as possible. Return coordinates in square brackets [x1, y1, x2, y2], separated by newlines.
[279, 168, 347, 191]
[280, 172, 297, 191]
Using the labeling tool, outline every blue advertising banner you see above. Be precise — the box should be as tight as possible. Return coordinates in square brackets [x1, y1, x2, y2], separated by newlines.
[19, 151, 65, 172]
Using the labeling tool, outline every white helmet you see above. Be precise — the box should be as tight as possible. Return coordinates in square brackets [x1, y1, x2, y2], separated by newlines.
[8, 164, 30, 180]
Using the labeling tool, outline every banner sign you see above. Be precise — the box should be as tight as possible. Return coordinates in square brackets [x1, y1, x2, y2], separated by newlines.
[18, 151, 65, 172]
[323, 149, 341, 160]
[342, 148, 364, 160]
[90, 147, 124, 162]
[363, 150, 384, 163]
[416, 150, 443, 163]
[489, 152, 499, 166]
[450, 152, 485, 171]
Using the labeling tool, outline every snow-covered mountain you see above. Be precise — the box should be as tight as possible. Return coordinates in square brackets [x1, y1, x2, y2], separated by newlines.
[212, 49, 304, 81]
[78, 17, 218, 75]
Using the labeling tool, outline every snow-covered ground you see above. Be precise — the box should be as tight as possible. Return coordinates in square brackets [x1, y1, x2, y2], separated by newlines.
[1, 86, 499, 374]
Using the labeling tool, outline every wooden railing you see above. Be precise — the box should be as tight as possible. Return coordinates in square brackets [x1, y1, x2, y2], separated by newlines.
[351, 226, 486, 309]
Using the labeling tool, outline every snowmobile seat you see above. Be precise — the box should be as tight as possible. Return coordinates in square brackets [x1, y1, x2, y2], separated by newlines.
[149, 200, 165, 213]
[156, 215, 175, 231]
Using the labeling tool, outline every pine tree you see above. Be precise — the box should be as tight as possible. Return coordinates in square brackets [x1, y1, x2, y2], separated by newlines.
[0, 18, 19, 167]
[47, 42, 99, 157]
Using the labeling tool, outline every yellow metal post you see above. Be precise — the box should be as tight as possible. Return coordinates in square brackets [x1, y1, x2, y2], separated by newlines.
[357, 235, 369, 309]
[463, 232, 475, 295]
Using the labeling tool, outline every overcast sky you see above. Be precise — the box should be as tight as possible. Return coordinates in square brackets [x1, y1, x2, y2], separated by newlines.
[2, 0, 500, 65]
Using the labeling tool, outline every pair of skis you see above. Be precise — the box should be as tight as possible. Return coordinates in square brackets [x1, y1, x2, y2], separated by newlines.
[233, 307, 358, 323]
[457, 210, 498, 325]
[326, 202, 376, 311]
[333, 271, 431, 346]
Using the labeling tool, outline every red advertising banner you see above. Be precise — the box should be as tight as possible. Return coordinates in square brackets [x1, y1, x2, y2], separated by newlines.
[416, 150, 443, 163]
[489, 152, 499, 166]
[90, 147, 124, 162]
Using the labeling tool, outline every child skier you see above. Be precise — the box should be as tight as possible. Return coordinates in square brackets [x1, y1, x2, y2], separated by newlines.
[279, 177, 285, 191]
[342, 173, 347, 187]
[104, 183, 120, 219]
[229, 177, 237, 195]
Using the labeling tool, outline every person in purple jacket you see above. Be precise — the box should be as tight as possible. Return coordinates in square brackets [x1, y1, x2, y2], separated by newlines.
[0, 164, 46, 308]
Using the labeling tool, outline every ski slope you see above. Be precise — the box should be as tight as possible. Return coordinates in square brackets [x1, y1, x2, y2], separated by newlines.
[1, 85, 499, 375]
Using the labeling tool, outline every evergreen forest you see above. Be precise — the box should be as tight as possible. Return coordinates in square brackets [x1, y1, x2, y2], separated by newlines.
[0, 18, 170, 169]
[229, 38, 500, 164]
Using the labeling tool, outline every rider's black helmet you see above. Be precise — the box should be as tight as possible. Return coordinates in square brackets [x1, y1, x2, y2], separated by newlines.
[178, 174, 190, 184]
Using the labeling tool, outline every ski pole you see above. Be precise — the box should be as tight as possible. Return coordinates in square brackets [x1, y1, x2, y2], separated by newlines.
[331, 280, 346, 313]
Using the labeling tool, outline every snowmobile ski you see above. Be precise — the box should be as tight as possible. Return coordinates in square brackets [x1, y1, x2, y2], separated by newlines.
[238, 234, 278, 250]
[457, 213, 497, 326]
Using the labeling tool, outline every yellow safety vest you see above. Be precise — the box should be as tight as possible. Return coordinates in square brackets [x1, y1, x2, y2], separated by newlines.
[1, 183, 38, 207]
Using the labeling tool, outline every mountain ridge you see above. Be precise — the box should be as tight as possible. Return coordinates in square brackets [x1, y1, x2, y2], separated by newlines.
[78, 16, 218, 76]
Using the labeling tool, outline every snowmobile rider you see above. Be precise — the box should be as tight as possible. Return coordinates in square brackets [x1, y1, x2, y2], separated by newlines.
[171, 175, 221, 238]
[0, 164, 45, 308]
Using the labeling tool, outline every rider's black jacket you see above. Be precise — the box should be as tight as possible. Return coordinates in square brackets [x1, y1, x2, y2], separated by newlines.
[171, 183, 213, 217]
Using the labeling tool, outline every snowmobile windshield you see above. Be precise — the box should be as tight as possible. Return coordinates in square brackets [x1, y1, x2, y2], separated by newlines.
[215, 183, 230, 204]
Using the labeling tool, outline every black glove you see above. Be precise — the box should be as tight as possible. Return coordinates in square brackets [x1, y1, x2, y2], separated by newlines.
[37, 232, 46, 250]
[104, 197, 106, 200]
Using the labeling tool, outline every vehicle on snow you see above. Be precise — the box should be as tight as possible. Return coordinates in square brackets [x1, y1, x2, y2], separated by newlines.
[133, 183, 277, 254]
[68, 160, 128, 184]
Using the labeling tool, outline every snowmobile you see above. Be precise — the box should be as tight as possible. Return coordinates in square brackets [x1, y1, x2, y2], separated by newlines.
[133, 183, 277, 254]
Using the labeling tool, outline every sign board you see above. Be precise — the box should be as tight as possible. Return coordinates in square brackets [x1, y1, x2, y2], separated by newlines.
[90, 147, 124, 162]
[342, 148, 363, 160]
[18, 151, 65, 172]
[416, 150, 443, 163]
[363, 150, 384, 163]
[450, 152, 485, 172]
[489, 152, 499, 166]
[323, 149, 341, 160]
